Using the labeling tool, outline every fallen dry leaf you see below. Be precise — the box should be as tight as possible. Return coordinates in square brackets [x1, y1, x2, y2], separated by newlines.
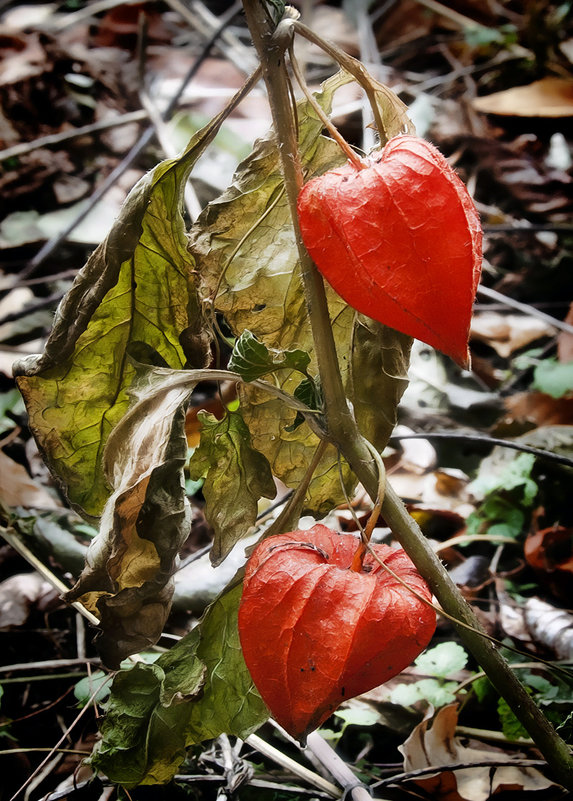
[399, 704, 557, 800]
[524, 523, 573, 602]
[557, 303, 573, 363]
[0, 573, 58, 627]
[502, 392, 573, 427]
[0, 449, 61, 509]
[472, 78, 573, 118]
[524, 597, 573, 661]
[471, 312, 555, 358]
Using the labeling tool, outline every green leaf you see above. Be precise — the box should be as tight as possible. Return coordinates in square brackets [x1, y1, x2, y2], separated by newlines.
[390, 679, 458, 708]
[190, 71, 411, 515]
[285, 375, 323, 433]
[473, 676, 495, 704]
[334, 707, 379, 729]
[533, 358, 573, 399]
[350, 316, 411, 447]
[74, 671, 113, 707]
[414, 642, 468, 678]
[229, 329, 311, 382]
[470, 452, 538, 506]
[14, 91, 251, 517]
[497, 694, 530, 740]
[92, 582, 268, 786]
[188, 410, 276, 565]
[0, 388, 25, 436]
[65, 367, 196, 667]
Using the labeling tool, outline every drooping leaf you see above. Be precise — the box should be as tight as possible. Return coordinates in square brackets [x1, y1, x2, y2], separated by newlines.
[350, 316, 412, 443]
[191, 71, 412, 514]
[188, 410, 276, 566]
[14, 86, 252, 518]
[93, 660, 203, 786]
[228, 329, 311, 382]
[65, 367, 198, 667]
[92, 581, 268, 786]
[297, 135, 483, 368]
[238, 525, 435, 741]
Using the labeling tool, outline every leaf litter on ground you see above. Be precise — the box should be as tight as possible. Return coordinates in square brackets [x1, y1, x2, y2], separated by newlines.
[1, 0, 573, 799]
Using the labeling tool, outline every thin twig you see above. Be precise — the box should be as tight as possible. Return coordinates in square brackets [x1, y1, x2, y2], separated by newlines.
[306, 731, 379, 801]
[484, 223, 573, 233]
[477, 284, 573, 336]
[8, 683, 106, 801]
[0, 658, 101, 673]
[0, 291, 65, 327]
[412, 0, 485, 30]
[245, 733, 341, 798]
[374, 759, 549, 789]
[24, 753, 64, 801]
[0, 527, 100, 627]
[389, 432, 573, 469]
[39, 779, 92, 801]
[0, 111, 149, 162]
[49, 0, 151, 31]
[166, 0, 258, 75]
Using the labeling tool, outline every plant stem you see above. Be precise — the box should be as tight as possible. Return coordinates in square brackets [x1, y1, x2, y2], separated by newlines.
[241, 1, 573, 790]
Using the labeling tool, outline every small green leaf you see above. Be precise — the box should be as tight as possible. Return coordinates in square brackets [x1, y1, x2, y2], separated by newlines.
[470, 453, 538, 506]
[229, 329, 310, 381]
[189, 410, 276, 565]
[390, 678, 458, 708]
[389, 682, 424, 707]
[285, 376, 322, 432]
[533, 358, 573, 399]
[334, 708, 379, 728]
[498, 694, 530, 740]
[473, 675, 495, 703]
[0, 388, 25, 436]
[417, 679, 459, 707]
[414, 642, 468, 678]
[74, 672, 113, 707]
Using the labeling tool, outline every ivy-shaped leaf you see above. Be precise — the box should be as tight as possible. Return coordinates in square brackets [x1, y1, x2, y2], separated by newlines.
[229, 329, 311, 382]
[189, 410, 276, 565]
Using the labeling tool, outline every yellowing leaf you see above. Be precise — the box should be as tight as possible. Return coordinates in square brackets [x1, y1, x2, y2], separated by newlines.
[191, 71, 412, 514]
[14, 88, 251, 518]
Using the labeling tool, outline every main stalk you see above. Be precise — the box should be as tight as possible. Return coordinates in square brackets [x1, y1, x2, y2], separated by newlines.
[241, 0, 573, 789]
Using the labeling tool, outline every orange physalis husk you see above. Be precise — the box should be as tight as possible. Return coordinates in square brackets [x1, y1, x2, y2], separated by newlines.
[238, 524, 436, 741]
[297, 134, 482, 368]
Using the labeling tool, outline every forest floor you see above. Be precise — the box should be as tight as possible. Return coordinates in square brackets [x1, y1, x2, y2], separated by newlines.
[1, 1, 573, 800]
